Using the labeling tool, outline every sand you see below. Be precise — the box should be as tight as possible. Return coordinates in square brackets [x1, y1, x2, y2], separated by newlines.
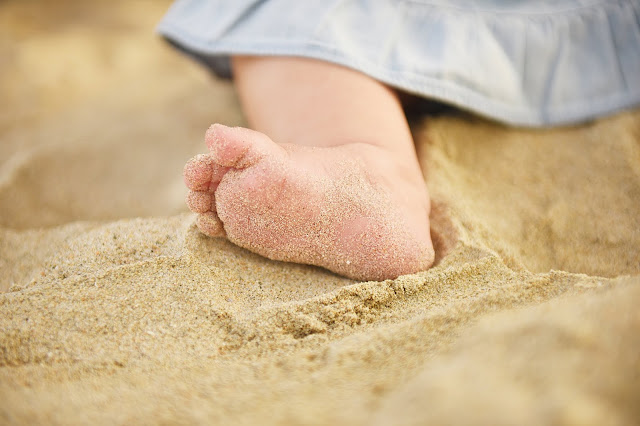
[1, 1, 639, 425]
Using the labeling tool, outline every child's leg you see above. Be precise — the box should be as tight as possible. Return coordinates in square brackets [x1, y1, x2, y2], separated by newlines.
[184, 56, 434, 280]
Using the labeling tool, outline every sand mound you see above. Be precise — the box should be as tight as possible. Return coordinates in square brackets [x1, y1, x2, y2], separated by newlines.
[1, 1, 639, 425]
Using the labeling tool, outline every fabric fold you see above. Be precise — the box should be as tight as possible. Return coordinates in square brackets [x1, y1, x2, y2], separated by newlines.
[157, 0, 640, 126]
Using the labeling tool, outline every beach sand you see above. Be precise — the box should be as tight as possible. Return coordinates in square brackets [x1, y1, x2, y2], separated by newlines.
[1, 1, 639, 424]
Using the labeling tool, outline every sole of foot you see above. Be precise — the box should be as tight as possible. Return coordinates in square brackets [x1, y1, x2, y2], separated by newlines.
[184, 124, 434, 281]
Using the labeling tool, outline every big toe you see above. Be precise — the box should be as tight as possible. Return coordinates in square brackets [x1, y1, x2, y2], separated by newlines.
[205, 124, 286, 169]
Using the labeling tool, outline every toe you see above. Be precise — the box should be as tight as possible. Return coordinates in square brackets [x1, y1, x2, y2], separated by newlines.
[209, 162, 229, 192]
[196, 211, 226, 237]
[205, 123, 285, 168]
[184, 154, 214, 191]
[186, 190, 214, 213]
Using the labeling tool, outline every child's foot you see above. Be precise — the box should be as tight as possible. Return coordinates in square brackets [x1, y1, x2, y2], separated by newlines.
[184, 124, 434, 281]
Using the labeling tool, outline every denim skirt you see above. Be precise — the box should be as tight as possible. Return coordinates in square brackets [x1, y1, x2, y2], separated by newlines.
[157, 0, 640, 127]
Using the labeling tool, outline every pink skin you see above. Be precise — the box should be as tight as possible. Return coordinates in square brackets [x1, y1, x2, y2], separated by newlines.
[184, 124, 434, 281]
[184, 56, 435, 281]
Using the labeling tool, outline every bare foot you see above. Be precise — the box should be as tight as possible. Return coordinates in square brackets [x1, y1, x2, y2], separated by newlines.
[184, 124, 434, 281]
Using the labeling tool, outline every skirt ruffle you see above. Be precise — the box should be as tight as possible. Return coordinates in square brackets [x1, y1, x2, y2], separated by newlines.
[157, 0, 640, 126]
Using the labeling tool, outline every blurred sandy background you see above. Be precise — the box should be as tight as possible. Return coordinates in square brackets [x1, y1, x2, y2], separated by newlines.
[1, 1, 639, 425]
